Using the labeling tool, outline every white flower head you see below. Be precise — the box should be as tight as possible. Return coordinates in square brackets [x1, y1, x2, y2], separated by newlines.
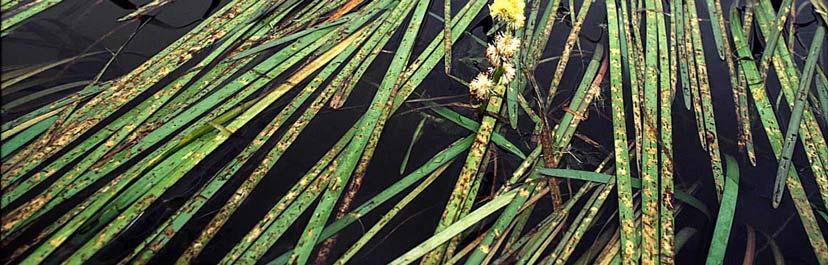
[469, 73, 493, 100]
[495, 34, 520, 58]
[500, 63, 516, 84]
[486, 44, 500, 65]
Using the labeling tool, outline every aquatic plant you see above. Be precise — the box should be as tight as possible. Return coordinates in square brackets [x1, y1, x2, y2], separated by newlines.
[1, 0, 826, 264]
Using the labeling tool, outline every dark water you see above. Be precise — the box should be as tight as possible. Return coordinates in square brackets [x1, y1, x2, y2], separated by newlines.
[2, 0, 827, 264]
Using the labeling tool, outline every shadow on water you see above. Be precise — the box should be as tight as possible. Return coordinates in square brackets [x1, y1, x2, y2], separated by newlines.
[2, 0, 827, 264]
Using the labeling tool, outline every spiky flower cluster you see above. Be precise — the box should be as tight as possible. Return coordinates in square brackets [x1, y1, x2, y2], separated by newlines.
[484, 34, 520, 65]
[468, 0, 525, 102]
[495, 34, 520, 58]
[469, 73, 494, 100]
[501, 62, 516, 83]
[489, 0, 526, 29]
[469, 34, 521, 101]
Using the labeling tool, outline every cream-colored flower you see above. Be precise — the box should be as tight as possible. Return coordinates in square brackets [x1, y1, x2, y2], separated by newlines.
[469, 73, 493, 100]
[494, 34, 520, 58]
[500, 63, 516, 84]
[485, 44, 500, 65]
[490, 0, 526, 29]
